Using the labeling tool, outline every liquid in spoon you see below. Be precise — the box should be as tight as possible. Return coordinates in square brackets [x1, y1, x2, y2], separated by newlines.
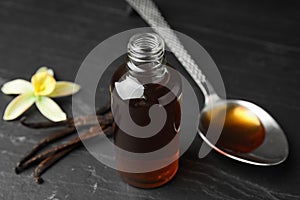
[200, 103, 266, 153]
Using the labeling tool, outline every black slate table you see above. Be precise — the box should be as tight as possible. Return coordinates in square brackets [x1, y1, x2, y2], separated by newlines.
[1, 0, 300, 199]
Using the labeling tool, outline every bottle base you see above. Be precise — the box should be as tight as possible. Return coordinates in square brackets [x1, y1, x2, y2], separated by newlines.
[118, 160, 179, 189]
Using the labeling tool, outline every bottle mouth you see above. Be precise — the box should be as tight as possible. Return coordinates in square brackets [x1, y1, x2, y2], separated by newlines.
[127, 33, 165, 63]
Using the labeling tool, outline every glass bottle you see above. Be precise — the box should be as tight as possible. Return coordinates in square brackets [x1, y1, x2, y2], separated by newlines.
[110, 33, 181, 188]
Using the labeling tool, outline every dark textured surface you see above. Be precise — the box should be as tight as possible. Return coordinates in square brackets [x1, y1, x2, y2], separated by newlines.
[0, 0, 300, 199]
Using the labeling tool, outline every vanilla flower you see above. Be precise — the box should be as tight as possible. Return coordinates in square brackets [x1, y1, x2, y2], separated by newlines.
[2, 67, 80, 122]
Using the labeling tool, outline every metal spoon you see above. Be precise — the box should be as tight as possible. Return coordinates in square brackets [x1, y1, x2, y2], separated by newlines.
[126, 0, 289, 165]
[197, 83, 289, 166]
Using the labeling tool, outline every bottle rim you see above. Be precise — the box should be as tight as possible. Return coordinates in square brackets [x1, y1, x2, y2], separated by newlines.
[127, 33, 165, 64]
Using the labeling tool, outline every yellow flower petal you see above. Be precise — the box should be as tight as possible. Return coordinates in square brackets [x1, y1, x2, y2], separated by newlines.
[35, 96, 66, 122]
[3, 93, 35, 120]
[49, 81, 80, 98]
[1, 79, 33, 94]
[31, 71, 56, 96]
[36, 66, 54, 76]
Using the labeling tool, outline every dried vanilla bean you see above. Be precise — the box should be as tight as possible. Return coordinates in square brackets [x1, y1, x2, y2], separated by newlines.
[16, 126, 112, 173]
[33, 126, 113, 184]
[15, 102, 113, 183]
[20, 102, 111, 129]
[34, 145, 79, 184]
[16, 127, 76, 173]
[16, 113, 113, 170]
[21, 114, 112, 129]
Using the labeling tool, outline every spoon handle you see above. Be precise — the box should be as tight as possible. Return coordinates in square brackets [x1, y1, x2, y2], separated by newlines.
[126, 0, 217, 101]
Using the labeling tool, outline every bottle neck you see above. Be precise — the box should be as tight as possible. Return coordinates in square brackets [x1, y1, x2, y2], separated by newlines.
[127, 33, 167, 80]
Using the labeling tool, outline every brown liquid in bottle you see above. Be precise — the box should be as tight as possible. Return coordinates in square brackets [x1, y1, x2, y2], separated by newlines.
[200, 103, 265, 153]
[110, 64, 181, 188]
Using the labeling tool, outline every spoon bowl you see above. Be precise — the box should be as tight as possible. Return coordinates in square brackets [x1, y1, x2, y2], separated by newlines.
[198, 98, 289, 166]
